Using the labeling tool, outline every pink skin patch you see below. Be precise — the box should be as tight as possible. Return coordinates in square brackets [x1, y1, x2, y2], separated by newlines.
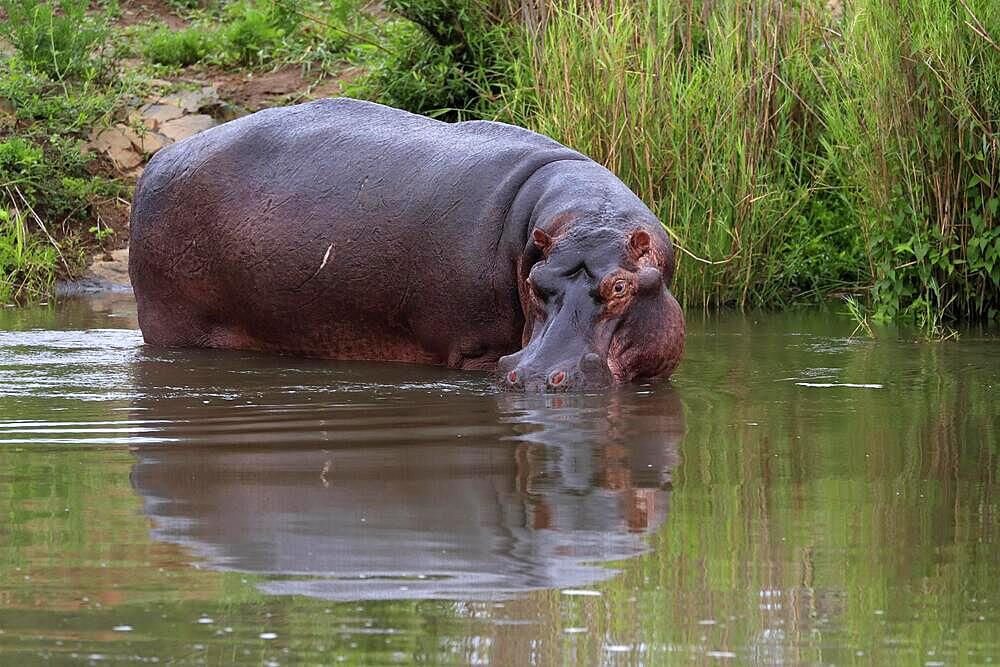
[550, 371, 566, 386]
[508, 370, 518, 384]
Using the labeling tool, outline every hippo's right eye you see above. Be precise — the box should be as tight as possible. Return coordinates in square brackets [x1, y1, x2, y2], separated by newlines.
[612, 279, 627, 296]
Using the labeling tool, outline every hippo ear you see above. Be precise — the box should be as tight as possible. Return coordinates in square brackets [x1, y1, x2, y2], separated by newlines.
[628, 228, 651, 261]
[532, 228, 554, 255]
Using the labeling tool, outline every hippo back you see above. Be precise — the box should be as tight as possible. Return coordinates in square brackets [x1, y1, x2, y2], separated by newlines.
[128, 99, 588, 364]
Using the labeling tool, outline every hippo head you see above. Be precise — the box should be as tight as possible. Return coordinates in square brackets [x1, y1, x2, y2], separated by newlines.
[498, 218, 684, 392]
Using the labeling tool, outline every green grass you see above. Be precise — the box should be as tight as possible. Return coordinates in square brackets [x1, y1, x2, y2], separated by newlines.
[221, 0, 300, 66]
[144, 27, 212, 67]
[0, 207, 56, 302]
[133, 0, 373, 72]
[842, 295, 875, 339]
[0, 0, 110, 80]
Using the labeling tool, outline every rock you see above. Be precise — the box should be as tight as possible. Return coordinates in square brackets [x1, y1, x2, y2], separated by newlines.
[55, 279, 133, 297]
[86, 126, 143, 170]
[159, 114, 217, 142]
[147, 78, 173, 89]
[120, 125, 173, 156]
[140, 131, 173, 155]
[85, 248, 131, 287]
[139, 103, 184, 128]
[159, 86, 219, 113]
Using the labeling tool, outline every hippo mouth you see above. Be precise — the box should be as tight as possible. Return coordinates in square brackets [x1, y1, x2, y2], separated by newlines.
[495, 322, 617, 393]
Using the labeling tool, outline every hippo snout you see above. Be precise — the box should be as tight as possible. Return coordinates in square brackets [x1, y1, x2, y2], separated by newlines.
[497, 351, 613, 392]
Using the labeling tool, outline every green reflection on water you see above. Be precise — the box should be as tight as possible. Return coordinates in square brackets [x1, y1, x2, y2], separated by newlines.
[0, 298, 998, 664]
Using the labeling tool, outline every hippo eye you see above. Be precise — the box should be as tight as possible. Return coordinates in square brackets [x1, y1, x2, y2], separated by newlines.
[612, 279, 628, 297]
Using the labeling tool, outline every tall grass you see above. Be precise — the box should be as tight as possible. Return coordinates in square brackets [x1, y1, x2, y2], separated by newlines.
[497, 0, 999, 326]
[820, 0, 1000, 330]
[0, 208, 56, 303]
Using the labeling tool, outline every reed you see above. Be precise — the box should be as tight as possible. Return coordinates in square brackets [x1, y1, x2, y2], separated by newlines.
[496, 0, 999, 326]
[820, 0, 1000, 328]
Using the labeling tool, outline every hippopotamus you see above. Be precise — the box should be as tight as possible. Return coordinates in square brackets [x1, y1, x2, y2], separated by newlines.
[129, 98, 684, 391]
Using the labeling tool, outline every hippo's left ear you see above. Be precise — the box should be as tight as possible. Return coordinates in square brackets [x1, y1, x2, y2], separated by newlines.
[628, 229, 651, 262]
[532, 228, 554, 256]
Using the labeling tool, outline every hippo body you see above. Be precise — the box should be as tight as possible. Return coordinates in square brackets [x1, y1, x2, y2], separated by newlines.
[130, 98, 684, 390]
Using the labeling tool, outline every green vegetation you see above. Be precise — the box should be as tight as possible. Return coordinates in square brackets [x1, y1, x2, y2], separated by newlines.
[144, 27, 211, 67]
[0, 47, 136, 301]
[137, 1, 341, 70]
[0, 207, 55, 301]
[222, 0, 302, 66]
[496, 0, 999, 331]
[0, 0, 997, 334]
[843, 295, 875, 339]
[820, 0, 1000, 333]
[352, 0, 511, 117]
[0, 0, 110, 79]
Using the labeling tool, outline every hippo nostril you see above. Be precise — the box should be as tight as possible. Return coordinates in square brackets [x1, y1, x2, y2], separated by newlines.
[549, 370, 566, 386]
[507, 370, 518, 384]
[498, 354, 517, 373]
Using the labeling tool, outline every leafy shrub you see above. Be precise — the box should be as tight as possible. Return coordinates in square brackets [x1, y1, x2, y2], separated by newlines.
[363, 21, 473, 116]
[354, 0, 508, 118]
[0, 0, 109, 80]
[223, 0, 301, 66]
[144, 27, 211, 67]
[0, 138, 45, 189]
[0, 57, 132, 299]
[0, 133, 115, 238]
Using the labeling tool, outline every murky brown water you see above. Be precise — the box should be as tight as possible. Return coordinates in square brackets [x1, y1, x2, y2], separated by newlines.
[1, 294, 998, 664]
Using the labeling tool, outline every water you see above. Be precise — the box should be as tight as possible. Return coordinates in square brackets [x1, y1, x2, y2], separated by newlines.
[1, 294, 998, 665]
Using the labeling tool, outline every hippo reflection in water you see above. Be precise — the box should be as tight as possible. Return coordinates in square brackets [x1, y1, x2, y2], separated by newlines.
[127, 355, 684, 599]
[129, 98, 684, 392]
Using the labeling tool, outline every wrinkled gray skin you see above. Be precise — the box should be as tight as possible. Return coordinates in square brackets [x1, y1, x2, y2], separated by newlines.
[130, 98, 684, 391]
